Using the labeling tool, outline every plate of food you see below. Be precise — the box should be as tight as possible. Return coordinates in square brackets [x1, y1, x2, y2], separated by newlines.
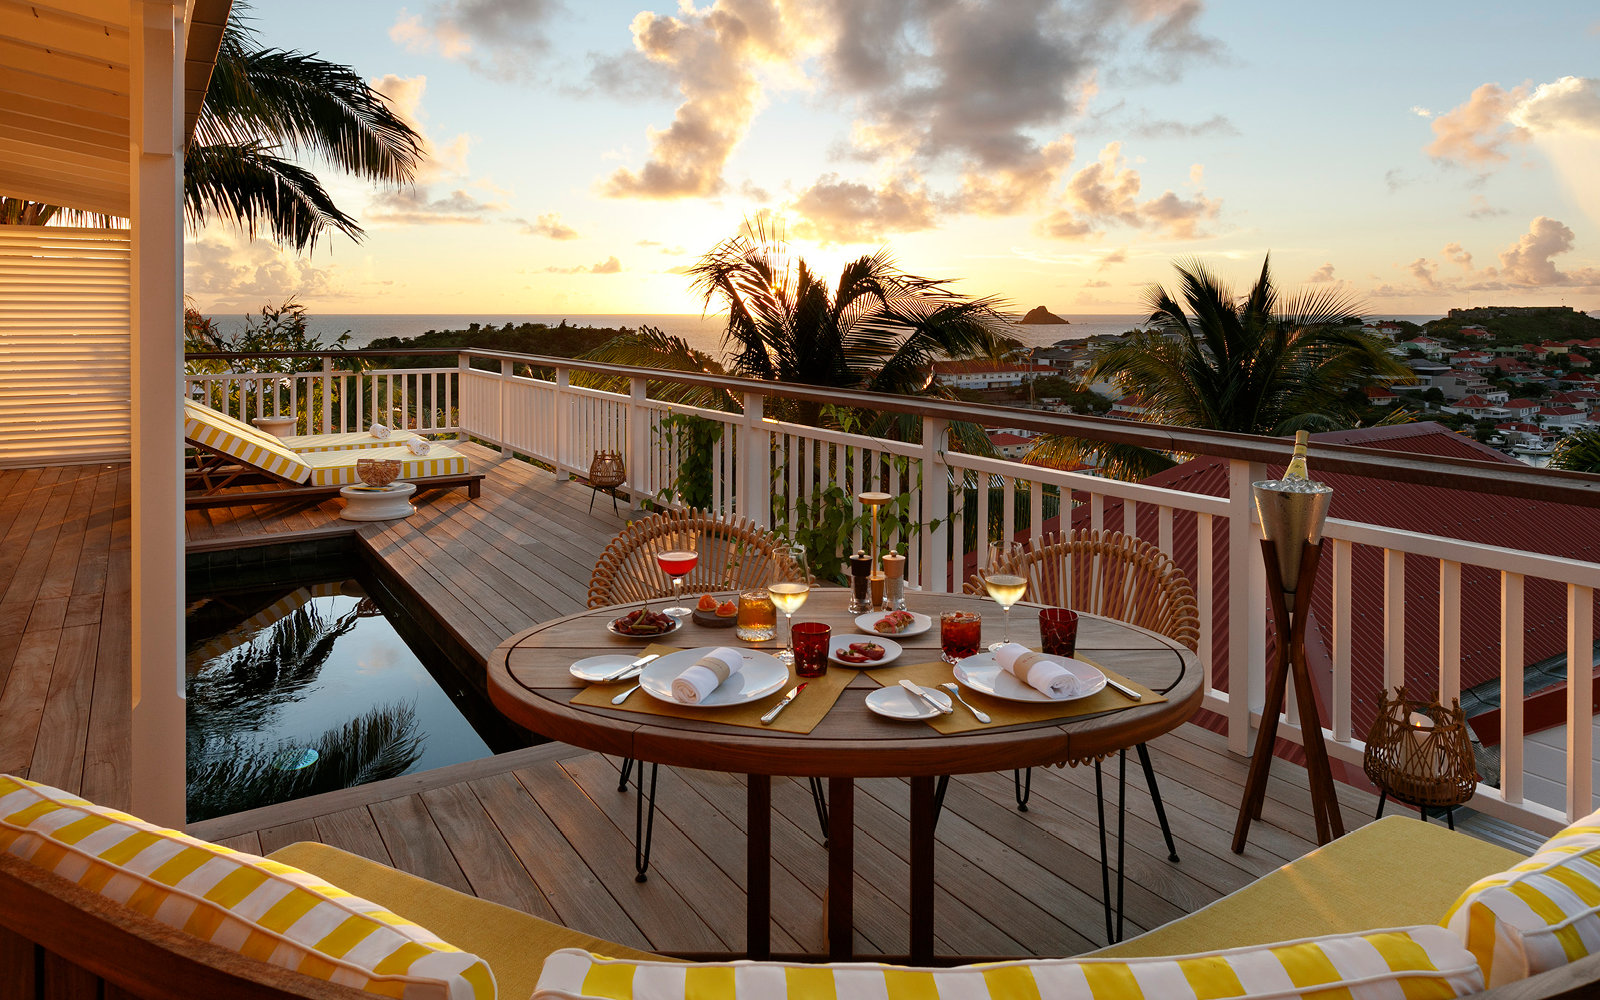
[828, 636, 901, 667]
[855, 609, 932, 637]
[606, 608, 683, 639]
[689, 593, 740, 628]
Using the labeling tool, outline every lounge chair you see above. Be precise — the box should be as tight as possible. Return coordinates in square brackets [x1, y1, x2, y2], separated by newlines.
[185, 401, 481, 509]
[184, 399, 420, 451]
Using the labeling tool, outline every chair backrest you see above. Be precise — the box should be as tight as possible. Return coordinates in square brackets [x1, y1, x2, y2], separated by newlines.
[965, 529, 1201, 652]
[184, 399, 312, 484]
[587, 508, 807, 608]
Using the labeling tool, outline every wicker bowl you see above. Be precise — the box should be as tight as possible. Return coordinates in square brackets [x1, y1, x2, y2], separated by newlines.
[356, 458, 401, 488]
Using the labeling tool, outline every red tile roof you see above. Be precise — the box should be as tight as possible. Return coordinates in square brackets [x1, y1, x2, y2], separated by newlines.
[1100, 423, 1599, 744]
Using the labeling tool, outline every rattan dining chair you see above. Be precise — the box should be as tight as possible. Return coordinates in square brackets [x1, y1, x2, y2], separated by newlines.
[588, 507, 815, 881]
[965, 527, 1199, 943]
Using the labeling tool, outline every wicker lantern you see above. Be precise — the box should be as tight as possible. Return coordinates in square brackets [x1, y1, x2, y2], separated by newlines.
[588, 450, 626, 513]
[1363, 687, 1479, 829]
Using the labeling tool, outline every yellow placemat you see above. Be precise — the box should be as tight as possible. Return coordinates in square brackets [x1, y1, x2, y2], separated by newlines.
[864, 655, 1164, 734]
[568, 643, 855, 734]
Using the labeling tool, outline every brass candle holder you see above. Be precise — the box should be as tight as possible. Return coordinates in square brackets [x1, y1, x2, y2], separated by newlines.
[1232, 433, 1345, 852]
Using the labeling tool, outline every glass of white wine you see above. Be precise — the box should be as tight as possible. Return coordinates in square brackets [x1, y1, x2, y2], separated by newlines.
[984, 541, 1028, 651]
[768, 543, 810, 665]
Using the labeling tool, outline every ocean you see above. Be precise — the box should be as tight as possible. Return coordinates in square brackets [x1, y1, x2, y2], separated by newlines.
[211, 312, 1456, 361]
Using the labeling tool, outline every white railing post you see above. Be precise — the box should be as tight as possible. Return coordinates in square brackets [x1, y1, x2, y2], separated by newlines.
[1226, 459, 1267, 754]
[922, 417, 950, 593]
[320, 355, 333, 434]
[554, 365, 570, 479]
[457, 353, 471, 437]
[628, 376, 648, 511]
[499, 359, 513, 455]
[1501, 572, 1526, 805]
[742, 392, 771, 527]
[1567, 584, 1594, 821]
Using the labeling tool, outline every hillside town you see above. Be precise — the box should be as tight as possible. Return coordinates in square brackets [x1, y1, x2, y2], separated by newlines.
[936, 305, 1600, 468]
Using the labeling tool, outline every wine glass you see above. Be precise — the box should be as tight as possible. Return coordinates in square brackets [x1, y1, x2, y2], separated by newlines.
[768, 543, 810, 665]
[657, 547, 699, 618]
[984, 541, 1028, 650]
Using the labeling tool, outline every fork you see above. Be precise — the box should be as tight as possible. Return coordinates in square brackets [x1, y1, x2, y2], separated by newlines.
[941, 682, 991, 724]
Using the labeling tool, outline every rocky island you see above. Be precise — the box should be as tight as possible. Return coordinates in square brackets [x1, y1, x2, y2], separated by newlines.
[1018, 306, 1068, 325]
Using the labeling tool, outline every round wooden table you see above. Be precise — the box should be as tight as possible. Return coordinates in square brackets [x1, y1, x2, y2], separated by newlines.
[488, 590, 1202, 962]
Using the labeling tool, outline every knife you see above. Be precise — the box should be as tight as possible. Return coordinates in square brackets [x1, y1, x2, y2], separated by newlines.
[600, 652, 660, 682]
[899, 679, 953, 715]
[760, 683, 807, 725]
[1106, 677, 1143, 701]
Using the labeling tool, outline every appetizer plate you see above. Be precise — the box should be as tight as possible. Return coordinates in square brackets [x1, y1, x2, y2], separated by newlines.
[854, 611, 932, 637]
[605, 614, 683, 640]
[639, 648, 787, 707]
[569, 654, 646, 682]
[828, 635, 903, 667]
[952, 652, 1106, 703]
[865, 684, 952, 721]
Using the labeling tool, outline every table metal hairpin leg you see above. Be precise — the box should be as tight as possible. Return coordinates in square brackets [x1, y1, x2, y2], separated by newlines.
[932, 775, 950, 829]
[617, 756, 634, 793]
[1094, 752, 1129, 944]
[808, 777, 830, 844]
[1136, 743, 1180, 863]
[633, 762, 659, 882]
[1013, 767, 1032, 811]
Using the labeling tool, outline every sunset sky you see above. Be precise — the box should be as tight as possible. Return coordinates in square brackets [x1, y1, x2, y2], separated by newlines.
[185, 0, 1600, 318]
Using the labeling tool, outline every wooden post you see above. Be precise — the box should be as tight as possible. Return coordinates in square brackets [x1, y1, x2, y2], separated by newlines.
[129, 0, 186, 826]
[1232, 539, 1345, 852]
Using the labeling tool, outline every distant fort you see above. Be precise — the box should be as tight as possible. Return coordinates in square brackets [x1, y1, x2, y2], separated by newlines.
[1446, 305, 1579, 319]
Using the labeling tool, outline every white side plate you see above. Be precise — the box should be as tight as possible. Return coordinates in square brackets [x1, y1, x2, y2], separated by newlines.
[865, 684, 952, 720]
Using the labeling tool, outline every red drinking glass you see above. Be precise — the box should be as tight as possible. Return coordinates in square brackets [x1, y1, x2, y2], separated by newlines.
[1039, 608, 1079, 658]
[791, 622, 831, 678]
[940, 611, 982, 664]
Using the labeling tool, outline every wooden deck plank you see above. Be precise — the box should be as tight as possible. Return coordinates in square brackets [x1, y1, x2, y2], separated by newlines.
[313, 807, 393, 866]
[367, 794, 475, 896]
[417, 782, 560, 921]
[24, 624, 99, 794]
[0, 628, 62, 776]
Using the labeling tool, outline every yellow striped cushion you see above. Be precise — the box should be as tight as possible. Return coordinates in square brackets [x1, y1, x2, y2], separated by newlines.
[285, 430, 422, 452]
[303, 444, 470, 487]
[532, 927, 1482, 999]
[0, 775, 495, 1000]
[1443, 810, 1600, 986]
[184, 400, 312, 484]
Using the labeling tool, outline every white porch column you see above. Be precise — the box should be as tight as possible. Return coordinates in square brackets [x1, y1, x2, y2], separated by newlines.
[129, 0, 187, 825]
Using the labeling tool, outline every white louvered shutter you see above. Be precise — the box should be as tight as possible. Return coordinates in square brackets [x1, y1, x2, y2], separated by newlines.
[0, 226, 132, 467]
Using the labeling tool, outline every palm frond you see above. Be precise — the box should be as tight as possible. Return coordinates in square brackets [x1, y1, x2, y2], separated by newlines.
[185, 141, 362, 250]
[1023, 435, 1177, 482]
[574, 327, 739, 411]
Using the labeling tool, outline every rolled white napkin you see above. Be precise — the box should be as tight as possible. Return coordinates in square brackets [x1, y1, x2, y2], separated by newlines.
[405, 437, 431, 456]
[670, 647, 743, 705]
[993, 642, 1095, 699]
[369, 422, 391, 439]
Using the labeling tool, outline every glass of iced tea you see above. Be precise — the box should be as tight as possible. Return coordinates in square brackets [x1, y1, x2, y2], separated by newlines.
[940, 610, 982, 664]
[736, 590, 776, 641]
[791, 622, 830, 678]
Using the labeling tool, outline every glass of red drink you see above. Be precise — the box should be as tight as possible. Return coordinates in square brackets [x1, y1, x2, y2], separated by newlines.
[940, 611, 982, 664]
[1039, 607, 1079, 658]
[791, 622, 830, 678]
[656, 549, 698, 618]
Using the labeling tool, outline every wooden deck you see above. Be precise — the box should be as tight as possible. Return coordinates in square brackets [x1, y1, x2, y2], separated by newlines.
[3, 446, 1499, 958]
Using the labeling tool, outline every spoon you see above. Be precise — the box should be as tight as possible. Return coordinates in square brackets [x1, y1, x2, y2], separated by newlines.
[941, 682, 991, 723]
[612, 683, 642, 705]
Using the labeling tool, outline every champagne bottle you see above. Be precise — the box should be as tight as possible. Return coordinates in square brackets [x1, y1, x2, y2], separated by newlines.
[1284, 430, 1310, 481]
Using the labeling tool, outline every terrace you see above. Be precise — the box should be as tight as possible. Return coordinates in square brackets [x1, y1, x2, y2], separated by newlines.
[3, 1, 1600, 993]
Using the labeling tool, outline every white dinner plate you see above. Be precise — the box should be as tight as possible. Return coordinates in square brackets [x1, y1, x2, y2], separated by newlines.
[569, 654, 647, 682]
[605, 614, 683, 640]
[854, 611, 932, 637]
[865, 684, 951, 721]
[953, 652, 1107, 703]
[828, 635, 903, 668]
[638, 647, 788, 707]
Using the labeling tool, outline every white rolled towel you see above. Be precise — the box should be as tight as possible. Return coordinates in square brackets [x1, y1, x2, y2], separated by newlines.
[670, 647, 743, 705]
[993, 642, 1099, 699]
[369, 422, 391, 439]
[405, 437, 431, 456]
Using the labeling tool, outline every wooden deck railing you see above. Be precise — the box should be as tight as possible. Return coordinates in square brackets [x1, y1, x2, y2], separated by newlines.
[186, 348, 1600, 834]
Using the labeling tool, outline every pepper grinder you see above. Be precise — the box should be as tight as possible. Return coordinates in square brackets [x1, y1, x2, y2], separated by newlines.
[880, 552, 906, 611]
[848, 551, 873, 613]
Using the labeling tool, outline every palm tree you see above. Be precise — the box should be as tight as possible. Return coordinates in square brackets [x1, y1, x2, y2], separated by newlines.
[3, 2, 421, 252]
[1028, 255, 1410, 478]
[1552, 429, 1600, 473]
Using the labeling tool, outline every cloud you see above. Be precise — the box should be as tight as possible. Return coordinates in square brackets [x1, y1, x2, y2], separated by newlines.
[366, 75, 506, 226]
[371, 75, 471, 185]
[1130, 113, 1239, 139]
[1497, 216, 1600, 286]
[1510, 76, 1600, 137]
[1306, 262, 1336, 283]
[1405, 257, 1440, 289]
[602, 1, 803, 199]
[185, 237, 344, 309]
[1098, 248, 1128, 270]
[1038, 142, 1219, 240]
[545, 256, 623, 274]
[1425, 82, 1531, 166]
[1443, 242, 1473, 270]
[368, 188, 500, 225]
[1467, 195, 1506, 219]
[1410, 105, 1434, 118]
[516, 212, 579, 239]
[789, 174, 940, 243]
[1384, 168, 1408, 192]
[390, 0, 562, 79]
[1083, 278, 1111, 287]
